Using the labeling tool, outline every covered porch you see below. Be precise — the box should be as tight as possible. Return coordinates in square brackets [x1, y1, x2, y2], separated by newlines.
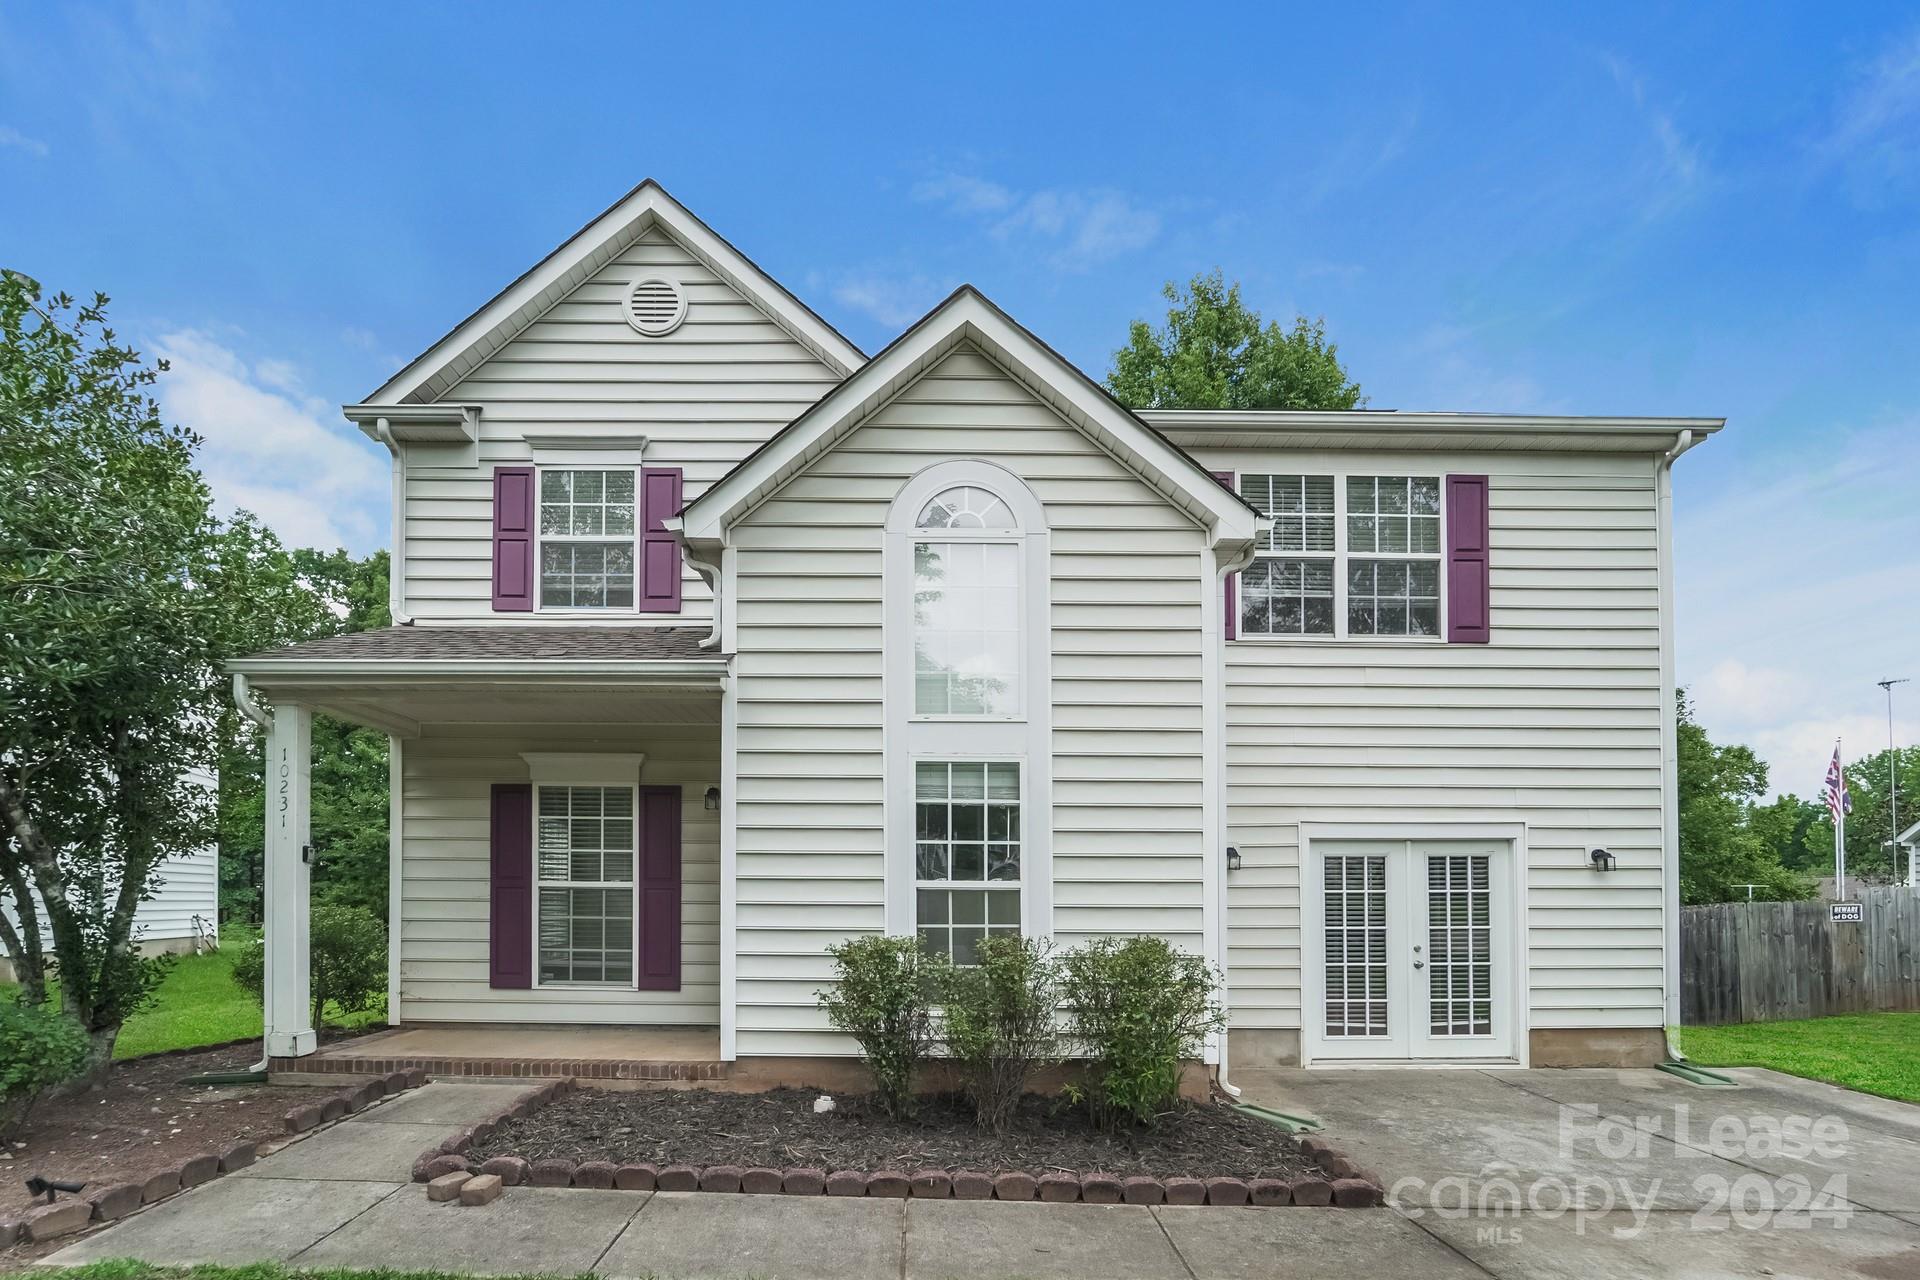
[229, 626, 729, 1069]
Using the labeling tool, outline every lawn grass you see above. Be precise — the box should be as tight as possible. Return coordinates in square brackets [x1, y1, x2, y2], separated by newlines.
[2, 1264, 591, 1280]
[1678, 1011, 1920, 1104]
[2, 927, 382, 1060]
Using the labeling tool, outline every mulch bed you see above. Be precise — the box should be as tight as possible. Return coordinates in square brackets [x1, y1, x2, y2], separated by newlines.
[467, 1086, 1317, 1182]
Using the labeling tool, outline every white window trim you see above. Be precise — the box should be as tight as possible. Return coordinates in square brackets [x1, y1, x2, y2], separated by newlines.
[883, 461, 1052, 942]
[1230, 469, 1448, 643]
[910, 756, 1026, 963]
[534, 463, 643, 615]
[529, 780, 641, 990]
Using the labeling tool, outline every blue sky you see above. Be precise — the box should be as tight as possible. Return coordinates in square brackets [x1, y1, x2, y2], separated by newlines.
[4, 2, 1918, 798]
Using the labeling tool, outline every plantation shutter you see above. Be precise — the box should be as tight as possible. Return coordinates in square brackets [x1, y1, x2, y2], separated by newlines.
[1445, 474, 1491, 644]
[1211, 470, 1238, 640]
[491, 466, 535, 612]
[488, 783, 533, 989]
[639, 467, 683, 613]
[635, 785, 683, 990]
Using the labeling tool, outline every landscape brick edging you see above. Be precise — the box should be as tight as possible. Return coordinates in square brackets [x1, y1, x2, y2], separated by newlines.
[0, 1067, 430, 1249]
[410, 1079, 1385, 1210]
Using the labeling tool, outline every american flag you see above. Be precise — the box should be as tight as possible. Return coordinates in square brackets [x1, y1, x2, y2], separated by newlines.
[1824, 743, 1852, 822]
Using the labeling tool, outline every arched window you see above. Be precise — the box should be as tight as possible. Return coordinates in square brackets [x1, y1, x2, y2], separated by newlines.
[910, 487, 1021, 716]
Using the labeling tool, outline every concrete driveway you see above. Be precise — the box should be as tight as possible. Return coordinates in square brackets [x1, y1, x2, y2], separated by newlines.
[43, 1071, 1920, 1279]
[1237, 1065, 1920, 1278]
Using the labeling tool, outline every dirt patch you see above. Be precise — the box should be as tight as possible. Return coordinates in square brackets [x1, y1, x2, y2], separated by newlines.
[468, 1086, 1316, 1181]
[0, 1039, 330, 1252]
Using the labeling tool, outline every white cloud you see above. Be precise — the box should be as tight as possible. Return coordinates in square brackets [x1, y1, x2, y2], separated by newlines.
[1677, 418, 1920, 796]
[1822, 25, 1920, 203]
[831, 273, 952, 329]
[151, 330, 386, 552]
[914, 172, 1162, 270]
[0, 125, 48, 156]
[1601, 54, 1705, 213]
[1399, 323, 1564, 413]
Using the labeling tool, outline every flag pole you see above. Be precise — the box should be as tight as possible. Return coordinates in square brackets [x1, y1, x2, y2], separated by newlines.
[1835, 736, 1847, 901]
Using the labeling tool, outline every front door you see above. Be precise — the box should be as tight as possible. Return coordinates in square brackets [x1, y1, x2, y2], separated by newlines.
[1307, 838, 1516, 1062]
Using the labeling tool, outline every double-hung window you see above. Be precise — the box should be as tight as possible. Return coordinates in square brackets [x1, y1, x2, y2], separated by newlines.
[535, 784, 635, 984]
[1238, 473, 1442, 638]
[539, 469, 636, 608]
[914, 760, 1021, 964]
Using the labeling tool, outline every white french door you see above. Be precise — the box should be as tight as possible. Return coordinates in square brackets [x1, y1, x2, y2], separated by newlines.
[1306, 838, 1517, 1063]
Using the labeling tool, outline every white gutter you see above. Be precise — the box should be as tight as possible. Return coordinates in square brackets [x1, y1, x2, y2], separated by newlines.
[228, 658, 730, 680]
[1212, 537, 1261, 1100]
[232, 674, 276, 1074]
[1657, 429, 1700, 1060]
[372, 419, 411, 625]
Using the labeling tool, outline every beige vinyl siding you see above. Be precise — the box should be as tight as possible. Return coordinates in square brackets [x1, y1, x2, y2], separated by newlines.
[402, 227, 842, 622]
[1197, 448, 1665, 1034]
[397, 722, 720, 1026]
[731, 345, 1209, 1057]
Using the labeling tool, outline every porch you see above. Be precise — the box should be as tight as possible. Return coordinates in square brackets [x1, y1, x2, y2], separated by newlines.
[228, 625, 729, 1067]
[271, 1024, 727, 1084]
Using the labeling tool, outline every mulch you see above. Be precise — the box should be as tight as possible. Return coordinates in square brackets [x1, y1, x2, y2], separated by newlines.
[0, 1030, 375, 1257]
[467, 1087, 1317, 1181]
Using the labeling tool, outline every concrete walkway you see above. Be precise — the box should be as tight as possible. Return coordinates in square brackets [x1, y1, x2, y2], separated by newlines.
[45, 1071, 1920, 1278]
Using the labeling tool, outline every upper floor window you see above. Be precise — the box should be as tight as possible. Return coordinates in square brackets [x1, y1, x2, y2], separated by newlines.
[1238, 473, 1442, 638]
[540, 469, 635, 608]
[913, 485, 1020, 716]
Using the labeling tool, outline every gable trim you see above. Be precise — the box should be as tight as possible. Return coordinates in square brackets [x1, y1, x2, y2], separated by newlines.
[359, 179, 866, 406]
[676, 286, 1266, 550]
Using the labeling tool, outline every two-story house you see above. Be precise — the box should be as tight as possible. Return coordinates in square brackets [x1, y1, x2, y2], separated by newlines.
[232, 181, 1716, 1080]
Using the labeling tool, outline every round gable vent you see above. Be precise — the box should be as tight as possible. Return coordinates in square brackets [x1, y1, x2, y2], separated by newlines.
[624, 276, 687, 336]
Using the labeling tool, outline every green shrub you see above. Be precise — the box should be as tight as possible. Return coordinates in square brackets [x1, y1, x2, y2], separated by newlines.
[939, 934, 1063, 1133]
[817, 934, 944, 1118]
[229, 903, 387, 1028]
[0, 1000, 89, 1139]
[1060, 935, 1225, 1129]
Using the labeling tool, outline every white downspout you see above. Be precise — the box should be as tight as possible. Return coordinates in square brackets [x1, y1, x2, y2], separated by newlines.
[1213, 535, 1262, 1099]
[233, 673, 275, 1073]
[1657, 429, 1698, 1061]
[373, 419, 411, 625]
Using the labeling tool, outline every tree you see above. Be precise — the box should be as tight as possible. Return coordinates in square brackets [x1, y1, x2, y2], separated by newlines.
[211, 521, 390, 921]
[1105, 270, 1364, 411]
[1676, 691, 1812, 903]
[0, 273, 234, 1072]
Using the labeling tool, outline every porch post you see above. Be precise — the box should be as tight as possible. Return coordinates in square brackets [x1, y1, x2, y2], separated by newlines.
[264, 702, 315, 1057]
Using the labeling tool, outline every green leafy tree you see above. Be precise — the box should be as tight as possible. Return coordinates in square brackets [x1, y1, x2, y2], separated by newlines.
[1676, 691, 1812, 903]
[1106, 270, 1364, 411]
[212, 521, 391, 921]
[0, 273, 234, 1072]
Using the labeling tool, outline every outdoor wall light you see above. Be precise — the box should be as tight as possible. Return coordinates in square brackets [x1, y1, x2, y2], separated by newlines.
[1589, 848, 1616, 872]
[1227, 846, 1243, 872]
[704, 786, 720, 812]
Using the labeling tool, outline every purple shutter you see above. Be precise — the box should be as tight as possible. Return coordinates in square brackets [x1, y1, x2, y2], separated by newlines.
[1445, 474, 1491, 644]
[488, 783, 533, 989]
[635, 785, 682, 990]
[492, 467, 535, 611]
[639, 467, 683, 613]
[1211, 470, 1238, 640]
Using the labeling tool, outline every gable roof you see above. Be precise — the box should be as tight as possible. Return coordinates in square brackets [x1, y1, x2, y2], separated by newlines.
[676, 286, 1266, 551]
[359, 179, 866, 406]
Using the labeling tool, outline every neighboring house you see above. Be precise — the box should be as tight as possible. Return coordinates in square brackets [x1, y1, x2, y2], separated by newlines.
[0, 771, 220, 982]
[231, 181, 1718, 1072]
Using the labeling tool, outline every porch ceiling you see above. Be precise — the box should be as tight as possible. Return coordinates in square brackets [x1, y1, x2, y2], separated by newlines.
[239, 679, 722, 736]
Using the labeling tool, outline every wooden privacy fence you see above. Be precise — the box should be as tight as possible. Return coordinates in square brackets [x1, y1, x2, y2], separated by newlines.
[1681, 885, 1920, 1025]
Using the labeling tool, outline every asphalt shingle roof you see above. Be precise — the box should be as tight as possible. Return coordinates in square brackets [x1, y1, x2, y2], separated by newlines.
[238, 626, 714, 664]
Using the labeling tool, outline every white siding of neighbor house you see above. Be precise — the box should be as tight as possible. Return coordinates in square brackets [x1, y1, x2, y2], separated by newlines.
[396, 722, 721, 1026]
[1190, 448, 1667, 1037]
[729, 344, 1211, 1057]
[399, 226, 844, 624]
[1, 847, 218, 953]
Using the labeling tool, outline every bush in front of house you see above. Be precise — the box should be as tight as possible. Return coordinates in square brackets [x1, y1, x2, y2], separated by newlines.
[231, 903, 388, 1028]
[818, 934, 945, 1119]
[940, 934, 1064, 1133]
[1060, 935, 1225, 1130]
[0, 999, 90, 1140]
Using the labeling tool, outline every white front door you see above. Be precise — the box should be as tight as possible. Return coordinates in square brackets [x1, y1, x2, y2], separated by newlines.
[1306, 838, 1517, 1063]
